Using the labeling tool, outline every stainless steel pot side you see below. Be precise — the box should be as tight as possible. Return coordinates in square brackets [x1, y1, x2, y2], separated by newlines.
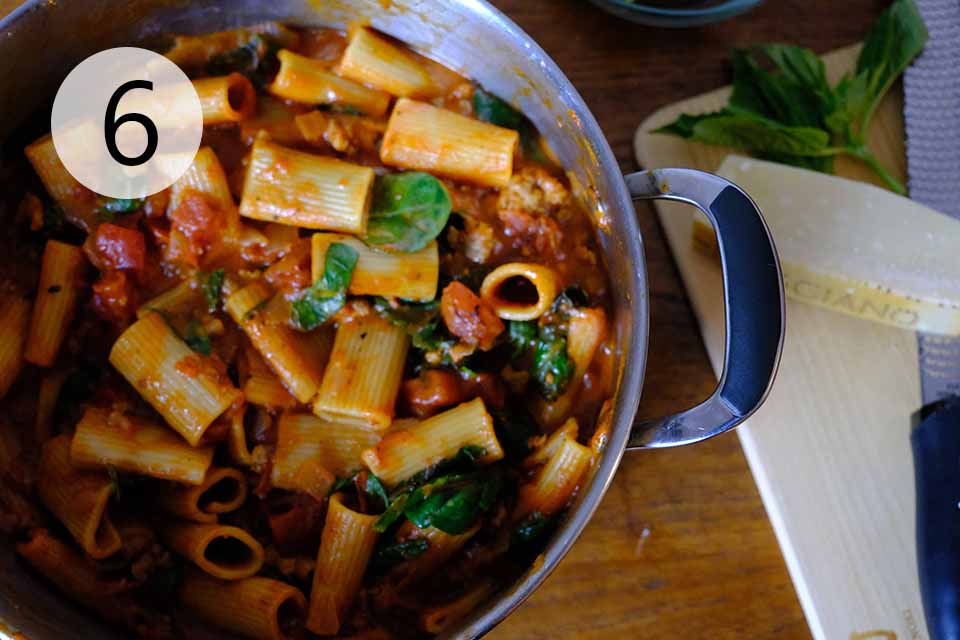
[0, 1, 785, 638]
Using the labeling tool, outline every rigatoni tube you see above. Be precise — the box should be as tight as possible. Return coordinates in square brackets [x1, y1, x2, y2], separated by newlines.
[239, 134, 375, 233]
[225, 280, 328, 403]
[70, 407, 214, 485]
[312, 232, 438, 302]
[158, 466, 248, 523]
[274, 412, 382, 482]
[37, 435, 121, 560]
[24, 240, 86, 367]
[109, 312, 242, 446]
[479, 262, 559, 321]
[269, 49, 391, 117]
[180, 570, 307, 640]
[338, 27, 434, 98]
[306, 493, 379, 635]
[362, 398, 504, 486]
[193, 73, 256, 125]
[313, 314, 409, 430]
[159, 521, 265, 580]
[514, 426, 592, 519]
[380, 98, 518, 188]
[24, 134, 97, 230]
[0, 295, 31, 398]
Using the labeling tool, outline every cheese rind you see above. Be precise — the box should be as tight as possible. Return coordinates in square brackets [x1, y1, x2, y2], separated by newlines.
[696, 155, 960, 335]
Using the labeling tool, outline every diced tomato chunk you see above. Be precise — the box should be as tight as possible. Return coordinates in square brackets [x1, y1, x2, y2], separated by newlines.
[403, 369, 466, 418]
[91, 271, 137, 324]
[167, 191, 226, 263]
[93, 224, 146, 272]
[440, 281, 504, 350]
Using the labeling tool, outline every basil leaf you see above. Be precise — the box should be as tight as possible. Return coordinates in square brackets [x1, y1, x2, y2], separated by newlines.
[372, 538, 429, 570]
[291, 242, 358, 330]
[366, 173, 452, 252]
[200, 269, 225, 310]
[729, 47, 831, 128]
[184, 320, 212, 356]
[848, 0, 927, 135]
[690, 114, 831, 157]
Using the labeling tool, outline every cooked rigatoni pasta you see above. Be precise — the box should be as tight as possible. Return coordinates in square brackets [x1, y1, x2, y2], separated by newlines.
[339, 27, 434, 98]
[239, 134, 375, 233]
[391, 522, 480, 585]
[6, 21, 615, 640]
[170, 146, 241, 234]
[421, 580, 498, 634]
[70, 407, 215, 485]
[274, 412, 381, 481]
[180, 570, 307, 640]
[16, 529, 155, 634]
[165, 23, 299, 68]
[226, 279, 327, 403]
[0, 295, 30, 398]
[307, 493, 379, 635]
[136, 277, 203, 319]
[515, 422, 593, 519]
[480, 262, 559, 320]
[109, 312, 242, 446]
[362, 398, 504, 486]
[312, 232, 438, 301]
[240, 95, 305, 146]
[193, 73, 256, 125]
[37, 435, 121, 560]
[159, 521, 265, 580]
[24, 134, 96, 230]
[269, 49, 391, 117]
[24, 240, 85, 366]
[381, 98, 519, 188]
[313, 314, 409, 430]
[158, 467, 248, 523]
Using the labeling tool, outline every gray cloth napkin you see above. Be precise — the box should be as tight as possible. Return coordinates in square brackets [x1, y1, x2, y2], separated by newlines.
[904, 0, 960, 404]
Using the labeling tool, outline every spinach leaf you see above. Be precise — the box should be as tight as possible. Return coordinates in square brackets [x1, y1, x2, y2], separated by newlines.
[329, 475, 356, 495]
[184, 320, 212, 356]
[490, 405, 537, 459]
[653, 0, 926, 195]
[473, 87, 546, 162]
[207, 35, 281, 89]
[533, 327, 573, 402]
[512, 511, 554, 545]
[372, 538, 430, 571]
[199, 269, 225, 310]
[401, 471, 503, 535]
[372, 296, 461, 366]
[98, 198, 144, 222]
[366, 173, 451, 252]
[365, 474, 390, 509]
[42, 203, 65, 234]
[291, 242, 358, 330]
[507, 320, 537, 358]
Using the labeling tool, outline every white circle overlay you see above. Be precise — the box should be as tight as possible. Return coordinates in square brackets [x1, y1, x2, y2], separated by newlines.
[51, 47, 203, 199]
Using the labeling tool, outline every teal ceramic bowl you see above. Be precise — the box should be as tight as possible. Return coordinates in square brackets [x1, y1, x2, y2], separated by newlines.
[587, 0, 763, 27]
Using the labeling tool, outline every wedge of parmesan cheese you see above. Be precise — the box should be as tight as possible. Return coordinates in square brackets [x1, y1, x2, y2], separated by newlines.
[694, 155, 960, 335]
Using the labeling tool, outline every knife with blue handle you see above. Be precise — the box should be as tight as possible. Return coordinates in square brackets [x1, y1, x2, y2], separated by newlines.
[912, 397, 960, 640]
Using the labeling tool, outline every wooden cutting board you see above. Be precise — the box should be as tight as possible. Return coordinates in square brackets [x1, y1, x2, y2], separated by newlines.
[635, 45, 931, 640]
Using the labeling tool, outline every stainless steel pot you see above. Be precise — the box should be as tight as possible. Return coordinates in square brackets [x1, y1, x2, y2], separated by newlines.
[0, 1, 785, 638]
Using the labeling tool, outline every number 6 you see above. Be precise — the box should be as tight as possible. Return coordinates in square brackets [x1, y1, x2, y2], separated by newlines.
[104, 80, 159, 167]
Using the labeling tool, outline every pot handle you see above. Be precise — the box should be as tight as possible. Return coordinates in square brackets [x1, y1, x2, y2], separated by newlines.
[624, 168, 785, 449]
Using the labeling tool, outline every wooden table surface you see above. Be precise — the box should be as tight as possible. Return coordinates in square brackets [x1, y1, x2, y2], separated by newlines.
[485, 1, 886, 638]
